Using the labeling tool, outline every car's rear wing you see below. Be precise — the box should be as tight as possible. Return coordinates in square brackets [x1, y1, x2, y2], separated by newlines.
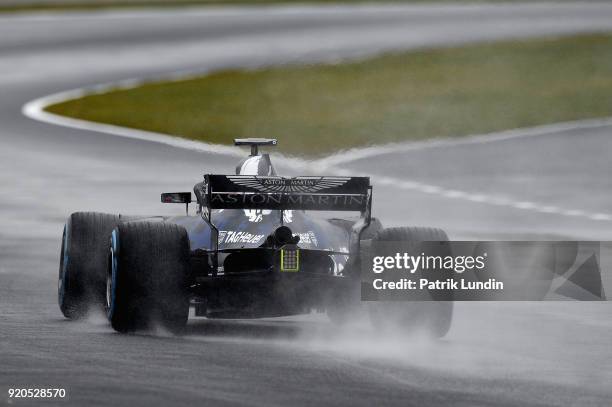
[192, 175, 372, 274]
[201, 175, 371, 212]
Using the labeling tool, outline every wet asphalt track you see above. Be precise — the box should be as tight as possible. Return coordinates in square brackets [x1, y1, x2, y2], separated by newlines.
[1, 3, 612, 406]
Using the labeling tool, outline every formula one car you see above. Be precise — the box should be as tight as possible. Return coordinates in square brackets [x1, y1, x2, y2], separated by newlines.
[58, 138, 453, 337]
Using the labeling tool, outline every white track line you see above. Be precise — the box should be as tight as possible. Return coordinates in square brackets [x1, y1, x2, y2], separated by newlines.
[315, 117, 612, 169]
[21, 84, 311, 169]
[331, 165, 612, 224]
[22, 82, 612, 223]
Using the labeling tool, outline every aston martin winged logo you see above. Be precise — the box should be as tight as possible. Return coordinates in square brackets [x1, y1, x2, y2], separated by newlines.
[226, 176, 350, 193]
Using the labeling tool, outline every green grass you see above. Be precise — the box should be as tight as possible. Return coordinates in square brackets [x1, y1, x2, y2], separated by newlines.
[47, 34, 612, 157]
[0, 0, 539, 14]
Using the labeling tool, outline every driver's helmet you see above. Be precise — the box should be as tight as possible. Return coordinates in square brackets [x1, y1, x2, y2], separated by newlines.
[235, 153, 277, 176]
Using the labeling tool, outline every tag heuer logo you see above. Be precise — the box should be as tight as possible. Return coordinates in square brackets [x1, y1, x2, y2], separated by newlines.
[227, 176, 349, 193]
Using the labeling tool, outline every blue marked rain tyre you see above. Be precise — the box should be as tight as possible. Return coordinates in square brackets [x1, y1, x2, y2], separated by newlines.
[58, 212, 121, 319]
[107, 222, 190, 334]
[367, 227, 454, 338]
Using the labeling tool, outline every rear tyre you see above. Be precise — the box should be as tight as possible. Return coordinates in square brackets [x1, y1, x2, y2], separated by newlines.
[367, 227, 453, 338]
[58, 212, 120, 319]
[107, 222, 190, 333]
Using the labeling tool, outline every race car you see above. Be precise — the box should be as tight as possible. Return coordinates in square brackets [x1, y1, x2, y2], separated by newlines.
[58, 138, 453, 337]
